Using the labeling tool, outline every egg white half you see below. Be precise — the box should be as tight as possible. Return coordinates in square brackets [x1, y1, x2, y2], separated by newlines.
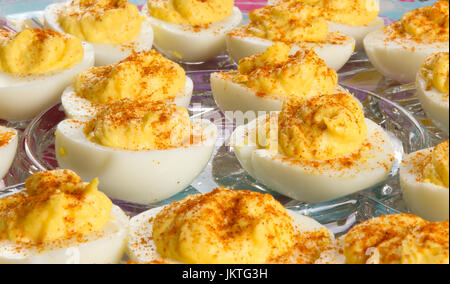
[127, 205, 334, 264]
[416, 73, 449, 135]
[0, 42, 95, 121]
[226, 29, 355, 70]
[211, 72, 349, 113]
[142, 5, 242, 63]
[0, 126, 18, 180]
[55, 118, 218, 204]
[364, 28, 449, 83]
[44, 2, 154, 66]
[328, 18, 383, 50]
[62, 76, 194, 119]
[0, 205, 128, 264]
[400, 148, 449, 222]
[231, 116, 395, 203]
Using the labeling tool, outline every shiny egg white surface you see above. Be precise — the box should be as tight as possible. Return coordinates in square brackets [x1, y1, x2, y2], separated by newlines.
[0, 126, 18, 180]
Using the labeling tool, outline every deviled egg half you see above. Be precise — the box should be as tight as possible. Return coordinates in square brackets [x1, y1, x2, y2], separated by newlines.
[400, 140, 449, 222]
[56, 100, 217, 204]
[231, 93, 395, 203]
[416, 52, 449, 134]
[226, 2, 355, 70]
[0, 170, 129, 264]
[127, 188, 340, 264]
[342, 214, 449, 264]
[62, 50, 193, 119]
[364, 0, 449, 83]
[268, 0, 383, 50]
[142, 0, 242, 63]
[44, 0, 154, 66]
[212, 43, 347, 113]
[0, 126, 18, 180]
[0, 28, 94, 121]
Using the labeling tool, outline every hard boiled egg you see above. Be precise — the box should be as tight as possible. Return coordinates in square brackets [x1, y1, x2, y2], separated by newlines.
[400, 142, 449, 222]
[0, 42, 94, 121]
[231, 115, 395, 203]
[364, 28, 449, 84]
[227, 30, 355, 71]
[44, 2, 154, 66]
[55, 117, 217, 204]
[0, 126, 18, 180]
[0, 206, 128, 264]
[141, 5, 242, 63]
[61, 77, 193, 119]
[328, 18, 383, 50]
[127, 205, 335, 264]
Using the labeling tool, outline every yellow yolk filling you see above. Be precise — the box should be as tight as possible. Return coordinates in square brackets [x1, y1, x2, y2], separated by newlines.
[275, 0, 379, 26]
[246, 2, 328, 43]
[400, 0, 449, 42]
[59, 0, 143, 44]
[278, 93, 367, 161]
[74, 51, 186, 104]
[423, 140, 449, 188]
[235, 43, 337, 99]
[152, 188, 296, 264]
[0, 28, 83, 75]
[421, 52, 449, 95]
[401, 220, 449, 264]
[0, 170, 112, 244]
[344, 214, 449, 264]
[85, 100, 191, 151]
[148, 0, 234, 25]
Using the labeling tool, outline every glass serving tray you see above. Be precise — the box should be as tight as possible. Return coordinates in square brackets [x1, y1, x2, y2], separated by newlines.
[1, 0, 448, 231]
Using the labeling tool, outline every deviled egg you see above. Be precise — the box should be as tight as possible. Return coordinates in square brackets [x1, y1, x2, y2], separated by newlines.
[342, 214, 448, 264]
[0, 126, 18, 180]
[231, 93, 395, 203]
[0, 28, 94, 121]
[44, 0, 154, 66]
[127, 188, 338, 264]
[268, 0, 383, 50]
[226, 1, 355, 70]
[0, 170, 128, 264]
[416, 52, 449, 134]
[364, 0, 449, 83]
[212, 43, 345, 113]
[62, 50, 193, 119]
[56, 100, 217, 204]
[400, 140, 449, 222]
[142, 0, 242, 63]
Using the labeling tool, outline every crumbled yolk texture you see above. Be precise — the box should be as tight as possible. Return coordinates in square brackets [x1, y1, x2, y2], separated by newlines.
[59, 0, 143, 44]
[399, 0, 449, 42]
[148, 0, 234, 25]
[85, 100, 191, 151]
[344, 214, 449, 264]
[235, 43, 337, 99]
[152, 188, 296, 264]
[74, 51, 186, 104]
[0, 29, 83, 75]
[423, 140, 449, 188]
[246, 2, 328, 43]
[278, 93, 367, 161]
[273, 0, 379, 26]
[0, 129, 14, 148]
[0, 170, 112, 244]
[421, 52, 449, 95]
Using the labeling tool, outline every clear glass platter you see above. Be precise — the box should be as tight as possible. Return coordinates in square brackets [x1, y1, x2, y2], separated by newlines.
[1, 0, 448, 233]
